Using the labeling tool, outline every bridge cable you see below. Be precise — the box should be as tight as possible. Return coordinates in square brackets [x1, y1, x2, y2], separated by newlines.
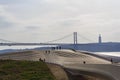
[77, 33, 96, 42]
[0, 38, 18, 43]
[45, 33, 73, 43]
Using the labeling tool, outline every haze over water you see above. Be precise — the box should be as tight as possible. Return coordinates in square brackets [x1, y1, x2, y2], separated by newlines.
[0, 46, 41, 50]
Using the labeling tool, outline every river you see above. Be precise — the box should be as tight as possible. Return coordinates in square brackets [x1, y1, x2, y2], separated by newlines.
[0, 46, 120, 58]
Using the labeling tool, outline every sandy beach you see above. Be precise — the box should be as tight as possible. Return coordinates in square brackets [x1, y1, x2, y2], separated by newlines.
[0, 50, 116, 80]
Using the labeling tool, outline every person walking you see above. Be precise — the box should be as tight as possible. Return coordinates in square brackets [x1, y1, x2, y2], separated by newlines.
[83, 61, 86, 64]
[111, 58, 113, 64]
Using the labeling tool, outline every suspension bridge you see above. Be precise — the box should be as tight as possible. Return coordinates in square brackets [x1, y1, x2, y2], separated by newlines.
[0, 32, 97, 46]
[0, 32, 120, 80]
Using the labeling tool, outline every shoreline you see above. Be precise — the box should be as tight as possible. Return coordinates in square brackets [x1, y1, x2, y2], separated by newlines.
[0, 50, 114, 80]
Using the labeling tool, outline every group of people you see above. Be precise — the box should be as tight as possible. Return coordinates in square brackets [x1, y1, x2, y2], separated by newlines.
[51, 46, 62, 50]
[39, 58, 45, 62]
[82, 58, 114, 64]
[45, 50, 50, 54]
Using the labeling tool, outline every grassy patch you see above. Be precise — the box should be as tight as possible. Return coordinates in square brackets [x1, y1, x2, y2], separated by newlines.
[0, 60, 55, 80]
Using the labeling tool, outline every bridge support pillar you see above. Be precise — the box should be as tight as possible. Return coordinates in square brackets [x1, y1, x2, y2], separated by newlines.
[74, 32, 77, 44]
[73, 32, 78, 50]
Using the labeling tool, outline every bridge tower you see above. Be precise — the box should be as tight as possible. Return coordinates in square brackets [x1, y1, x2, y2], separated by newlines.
[73, 32, 77, 44]
[73, 32, 78, 50]
[73, 32, 78, 44]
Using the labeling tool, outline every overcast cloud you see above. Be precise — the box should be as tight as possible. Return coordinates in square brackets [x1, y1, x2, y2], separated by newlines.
[0, 0, 120, 43]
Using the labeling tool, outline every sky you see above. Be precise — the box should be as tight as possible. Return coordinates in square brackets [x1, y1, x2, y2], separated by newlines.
[0, 0, 120, 43]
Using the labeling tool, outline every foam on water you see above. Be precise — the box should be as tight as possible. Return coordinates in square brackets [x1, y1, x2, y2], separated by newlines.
[95, 52, 120, 57]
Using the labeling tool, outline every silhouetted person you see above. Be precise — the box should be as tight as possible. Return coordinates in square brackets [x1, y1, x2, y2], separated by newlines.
[44, 59, 45, 62]
[83, 61, 86, 64]
[111, 58, 113, 64]
[39, 58, 41, 61]
[48, 50, 50, 53]
[39, 58, 43, 61]
[59, 46, 62, 49]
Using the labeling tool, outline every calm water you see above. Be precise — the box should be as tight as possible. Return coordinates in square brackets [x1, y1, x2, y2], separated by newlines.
[0, 46, 120, 57]
[0, 45, 56, 50]
[0, 46, 41, 50]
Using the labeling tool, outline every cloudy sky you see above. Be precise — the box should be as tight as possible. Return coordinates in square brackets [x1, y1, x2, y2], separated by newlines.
[0, 0, 120, 43]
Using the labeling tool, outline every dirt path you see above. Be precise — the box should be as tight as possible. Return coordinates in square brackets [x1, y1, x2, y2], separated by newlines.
[47, 63, 69, 80]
